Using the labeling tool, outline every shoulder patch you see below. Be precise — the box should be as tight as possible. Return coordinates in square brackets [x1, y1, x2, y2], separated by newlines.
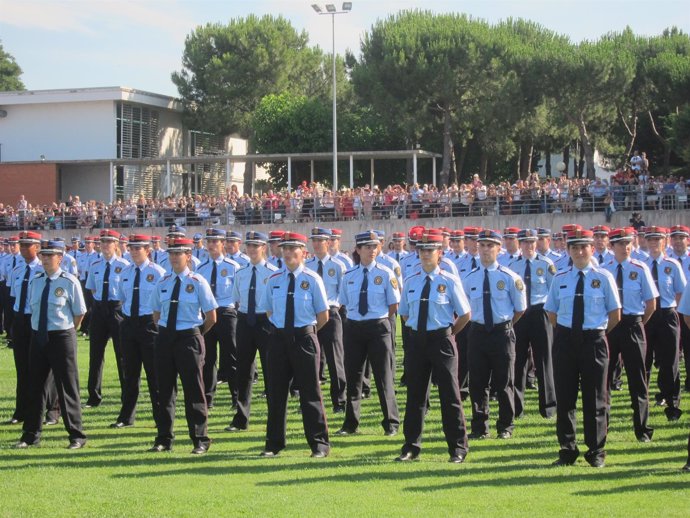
[269, 271, 282, 279]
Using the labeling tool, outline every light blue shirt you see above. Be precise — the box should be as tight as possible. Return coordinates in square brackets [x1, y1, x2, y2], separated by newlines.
[151, 249, 168, 265]
[232, 259, 279, 314]
[399, 267, 470, 331]
[305, 255, 346, 307]
[387, 250, 410, 265]
[150, 267, 218, 330]
[376, 252, 403, 290]
[196, 255, 241, 308]
[602, 258, 658, 315]
[338, 261, 401, 321]
[508, 254, 556, 306]
[77, 251, 97, 281]
[85, 255, 130, 302]
[331, 251, 354, 269]
[60, 253, 79, 277]
[115, 259, 166, 317]
[229, 251, 250, 268]
[631, 248, 649, 261]
[399, 252, 421, 279]
[593, 249, 614, 266]
[192, 247, 210, 263]
[259, 264, 328, 328]
[267, 255, 284, 269]
[9, 258, 43, 314]
[457, 253, 480, 279]
[544, 265, 621, 329]
[0, 253, 21, 282]
[462, 262, 527, 325]
[498, 251, 521, 267]
[644, 255, 686, 308]
[28, 268, 86, 331]
[669, 250, 690, 276]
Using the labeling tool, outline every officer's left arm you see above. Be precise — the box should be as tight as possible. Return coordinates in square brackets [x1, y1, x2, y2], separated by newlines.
[316, 310, 328, 331]
[603, 271, 622, 332]
[201, 309, 216, 334]
[312, 276, 330, 324]
[449, 276, 471, 334]
[70, 278, 87, 329]
[673, 263, 687, 304]
[385, 271, 401, 317]
[509, 272, 527, 324]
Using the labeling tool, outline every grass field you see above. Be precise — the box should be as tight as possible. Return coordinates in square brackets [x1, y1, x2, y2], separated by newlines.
[0, 334, 688, 517]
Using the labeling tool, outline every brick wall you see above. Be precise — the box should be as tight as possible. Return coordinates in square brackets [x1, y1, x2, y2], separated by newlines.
[0, 163, 59, 206]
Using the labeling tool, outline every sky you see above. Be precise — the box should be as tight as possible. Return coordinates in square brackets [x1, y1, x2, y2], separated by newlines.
[1, 0, 689, 98]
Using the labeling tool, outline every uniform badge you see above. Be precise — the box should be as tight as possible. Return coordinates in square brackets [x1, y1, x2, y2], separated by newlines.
[394, 266, 401, 277]
[536, 267, 545, 276]
[391, 278, 398, 290]
[185, 284, 195, 293]
[664, 266, 672, 275]
[374, 276, 383, 285]
[515, 279, 524, 291]
[146, 273, 155, 282]
[548, 264, 557, 275]
[114, 266, 122, 274]
[629, 271, 638, 280]
[591, 279, 601, 289]
[437, 284, 446, 293]
[54, 287, 65, 297]
[300, 280, 310, 290]
[220, 269, 228, 277]
[497, 280, 506, 290]
[328, 268, 335, 277]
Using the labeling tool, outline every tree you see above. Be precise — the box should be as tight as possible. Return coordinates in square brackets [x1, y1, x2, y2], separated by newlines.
[0, 41, 24, 91]
[171, 15, 331, 191]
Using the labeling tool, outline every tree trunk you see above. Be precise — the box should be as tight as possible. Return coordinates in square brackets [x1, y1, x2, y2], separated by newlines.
[440, 109, 453, 187]
[243, 139, 255, 194]
[479, 149, 489, 181]
[454, 140, 467, 184]
[519, 141, 533, 180]
[405, 137, 414, 185]
[563, 144, 570, 177]
[544, 146, 552, 177]
[619, 107, 637, 167]
[648, 110, 671, 175]
[577, 120, 596, 179]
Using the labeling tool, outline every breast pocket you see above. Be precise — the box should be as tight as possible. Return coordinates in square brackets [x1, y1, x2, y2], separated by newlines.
[49, 295, 67, 308]
[295, 289, 314, 314]
[589, 293, 606, 311]
[430, 290, 450, 307]
[468, 289, 483, 314]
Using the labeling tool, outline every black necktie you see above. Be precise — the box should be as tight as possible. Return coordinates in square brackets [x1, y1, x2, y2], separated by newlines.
[167, 276, 181, 330]
[285, 272, 295, 331]
[277, 258, 282, 269]
[418, 275, 431, 332]
[396, 252, 400, 263]
[568, 257, 573, 267]
[317, 260, 323, 278]
[524, 259, 532, 309]
[652, 260, 660, 306]
[210, 261, 217, 296]
[471, 257, 477, 271]
[247, 266, 257, 326]
[12, 255, 16, 270]
[37, 277, 51, 346]
[599, 254, 604, 264]
[572, 271, 585, 331]
[616, 264, 624, 306]
[359, 268, 369, 316]
[154, 250, 158, 263]
[131, 267, 140, 319]
[101, 262, 110, 302]
[19, 265, 31, 314]
[483, 269, 493, 331]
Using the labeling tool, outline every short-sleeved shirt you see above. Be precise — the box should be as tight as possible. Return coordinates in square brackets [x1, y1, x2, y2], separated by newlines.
[376, 252, 403, 290]
[150, 267, 218, 330]
[305, 255, 346, 307]
[399, 267, 470, 331]
[28, 269, 86, 331]
[10, 258, 43, 314]
[259, 264, 328, 328]
[85, 255, 131, 302]
[602, 258, 658, 315]
[60, 253, 79, 277]
[115, 259, 166, 317]
[644, 255, 686, 308]
[508, 254, 556, 306]
[462, 262, 527, 325]
[232, 260, 279, 314]
[544, 265, 621, 330]
[338, 261, 400, 321]
[196, 255, 241, 308]
[456, 253, 480, 279]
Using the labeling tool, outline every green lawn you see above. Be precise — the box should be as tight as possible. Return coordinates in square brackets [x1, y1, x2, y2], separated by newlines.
[0, 335, 688, 517]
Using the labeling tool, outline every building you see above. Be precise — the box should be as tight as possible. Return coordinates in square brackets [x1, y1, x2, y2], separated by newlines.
[0, 86, 253, 205]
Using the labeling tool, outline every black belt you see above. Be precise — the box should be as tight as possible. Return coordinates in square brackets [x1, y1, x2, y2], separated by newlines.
[470, 320, 512, 331]
[123, 314, 154, 323]
[237, 312, 269, 323]
[526, 303, 545, 311]
[657, 307, 677, 313]
[276, 325, 316, 338]
[94, 300, 122, 308]
[620, 314, 642, 324]
[348, 318, 388, 326]
[159, 326, 200, 337]
[410, 327, 452, 339]
[556, 324, 605, 337]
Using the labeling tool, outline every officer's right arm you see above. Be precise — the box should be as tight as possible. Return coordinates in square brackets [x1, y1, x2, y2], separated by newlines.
[544, 276, 560, 327]
[316, 310, 328, 331]
[150, 281, 161, 325]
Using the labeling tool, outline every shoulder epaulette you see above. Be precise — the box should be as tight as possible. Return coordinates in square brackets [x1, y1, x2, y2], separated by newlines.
[344, 266, 359, 275]
[269, 271, 282, 279]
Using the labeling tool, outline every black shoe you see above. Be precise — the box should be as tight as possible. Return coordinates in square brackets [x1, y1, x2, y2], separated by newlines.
[497, 431, 512, 439]
[552, 458, 575, 467]
[259, 450, 279, 458]
[682, 462, 690, 472]
[655, 398, 667, 407]
[191, 444, 208, 455]
[67, 440, 85, 450]
[612, 383, 623, 391]
[395, 451, 418, 462]
[109, 422, 132, 429]
[586, 457, 605, 468]
[82, 402, 100, 409]
[335, 428, 357, 436]
[310, 450, 329, 458]
[468, 432, 489, 440]
[224, 425, 246, 432]
[4, 418, 22, 425]
[333, 405, 345, 414]
[148, 444, 172, 452]
[637, 435, 652, 443]
[526, 381, 537, 390]
[384, 427, 398, 437]
[44, 418, 59, 426]
[361, 392, 371, 399]
[449, 454, 465, 464]
[14, 441, 34, 449]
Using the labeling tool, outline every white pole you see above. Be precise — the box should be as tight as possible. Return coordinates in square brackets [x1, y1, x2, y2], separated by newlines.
[413, 152, 418, 185]
[287, 156, 292, 193]
[311, 160, 315, 184]
[226, 157, 231, 194]
[109, 161, 114, 202]
[432, 157, 437, 186]
[166, 159, 171, 196]
[332, 13, 338, 192]
[349, 154, 354, 189]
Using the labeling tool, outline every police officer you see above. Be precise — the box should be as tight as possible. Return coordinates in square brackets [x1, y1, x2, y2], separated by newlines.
[14, 240, 87, 450]
[603, 227, 657, 442]
[644, 226, 686, 421]
[192, 233, 209, 262]
[110, 235, 166, 429]
[258, 232, 330, 458]
[536, 228, 562, 263]
[678, 288, 690, 471]
[387, 232, 409, 265]
[328, 229, 354, 269]
[224, 231, 250, 268]
[267, 230, 285, 269]
[2, 236, 21, 348]
[305, 227, 347, 413]
[396, 228, 471, 463]
[77, 236, 97, 336]
[226, 231, 278, 431]
[195, 228, 241, 407]
[669, 225, 690, 393]
[591, 225, 614, 265]
[554, 224, 582, 272]
[336, 231, 400, 436]
[84, 229, 130, 408]
[545, 229, 621, 467]
[150, 237, 218, 454]
[0, 238, 6, 340]
[119, 235, 131, 263]
[150, 235, 167, 265]
[498, 227, 521, 266]
[446, 230, 467, 272]
[7, 231, 59, 426]
[463, 229, 526, 440]
[52, 237, 79, 277]
[159, 226, 202, 273]
[508, 228, 557, 419]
